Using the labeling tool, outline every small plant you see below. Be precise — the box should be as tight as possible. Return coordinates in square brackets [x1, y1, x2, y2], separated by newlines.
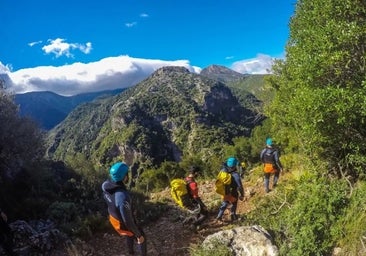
[190, 238, 232, 256]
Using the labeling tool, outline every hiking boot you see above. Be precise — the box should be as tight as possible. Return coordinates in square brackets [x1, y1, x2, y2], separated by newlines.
[190, 224, 199, 232]
[230, 214, 238, 221]
[215, 217, 224, 224]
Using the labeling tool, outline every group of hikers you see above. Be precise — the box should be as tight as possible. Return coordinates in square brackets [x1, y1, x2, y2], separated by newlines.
[100, 137, 283, 256]
[0, 137, 282, 256]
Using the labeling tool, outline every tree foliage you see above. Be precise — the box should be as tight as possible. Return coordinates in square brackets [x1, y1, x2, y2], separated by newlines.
[0, 89, 45, 181]
[268, 0, 366, 178]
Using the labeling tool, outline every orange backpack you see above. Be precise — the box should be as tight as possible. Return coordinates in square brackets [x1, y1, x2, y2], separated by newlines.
[264, 163, 276, 174]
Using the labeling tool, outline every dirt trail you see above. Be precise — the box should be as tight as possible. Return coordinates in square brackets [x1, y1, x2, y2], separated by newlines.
[80, 177, 269, 256]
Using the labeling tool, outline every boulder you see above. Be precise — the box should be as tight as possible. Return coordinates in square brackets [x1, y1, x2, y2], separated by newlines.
[8, 219, 69, 255]
[202, 225, 279, 256]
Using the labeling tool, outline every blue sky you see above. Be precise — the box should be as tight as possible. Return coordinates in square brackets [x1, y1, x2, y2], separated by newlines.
[0, 0, 296, 96]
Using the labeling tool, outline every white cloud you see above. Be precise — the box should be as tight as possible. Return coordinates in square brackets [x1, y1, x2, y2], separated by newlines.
[79, 42, 92, 54]
[0, 62, 11, 73]
[0, 54, 276, 96]
[231, 54, 274, 74]
[1, 56, 200, 96]
[42, 38, 93, 58]
[125, 22, 137, 28]
[0, 62, 14, 89]
[28, 41, 42, 47]
[140, 13, 149, 18]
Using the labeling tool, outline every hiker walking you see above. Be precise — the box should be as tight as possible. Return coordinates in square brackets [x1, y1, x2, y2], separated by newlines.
[184, 166, 208, 227]
[102, 162, 147, 256]
[216, 157, 244, 222]
[0, 207, 15, 256]
[260, 137, 283, 193]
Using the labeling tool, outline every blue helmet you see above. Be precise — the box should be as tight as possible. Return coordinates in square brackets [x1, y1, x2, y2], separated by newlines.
[266, 138, 273, 146]
[226, 157, 238, 168]
[109, 162, 129, 182]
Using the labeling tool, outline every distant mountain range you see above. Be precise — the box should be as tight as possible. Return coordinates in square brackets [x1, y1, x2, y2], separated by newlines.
[14, 89, 124, 130]
[45, 65, 267, 168]
[14, 65, 263, 131]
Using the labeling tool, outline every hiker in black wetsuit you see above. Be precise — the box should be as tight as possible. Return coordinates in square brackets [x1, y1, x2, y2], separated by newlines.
[0, 207, 15, 255]
[102, 162, 146, 256]
[260, 137, 283, 193]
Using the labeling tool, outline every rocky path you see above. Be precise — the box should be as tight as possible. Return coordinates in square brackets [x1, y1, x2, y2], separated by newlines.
[77, 178, 267, 256]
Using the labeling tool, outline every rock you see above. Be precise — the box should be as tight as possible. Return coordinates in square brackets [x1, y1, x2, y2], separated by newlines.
[202, 225, 279, 256]
[9, 219, 69, 254]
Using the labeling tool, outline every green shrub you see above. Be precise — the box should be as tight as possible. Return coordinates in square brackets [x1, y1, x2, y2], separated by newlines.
[71, 212, 108, 238]
[282, 176, 349, 255]
[246, 173, 349, 256]
[190, 238, 232, 256]
[337, 181, 366, 255]
[47, 201, 78, 223]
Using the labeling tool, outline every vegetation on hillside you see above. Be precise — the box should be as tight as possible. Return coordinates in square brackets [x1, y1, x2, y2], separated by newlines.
[46, 66, 264, 172]
[269, 0, 366, 179]
[257, 0, 366, 254]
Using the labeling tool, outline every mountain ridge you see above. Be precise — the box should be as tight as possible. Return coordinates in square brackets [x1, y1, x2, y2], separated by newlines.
[14, 88, 124, 130]
[46, 65, 265, 168]
[14, 65, 266, 131]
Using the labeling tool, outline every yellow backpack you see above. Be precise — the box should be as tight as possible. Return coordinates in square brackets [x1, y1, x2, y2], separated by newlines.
[215, 170, 232, 196]
[170, 178, 189, 208]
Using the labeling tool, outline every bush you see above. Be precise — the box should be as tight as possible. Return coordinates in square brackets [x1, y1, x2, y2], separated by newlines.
[246, 173, 349, 256]
[47, 201, 78, 223]
[337, 181, 366, 255]
[190, 238, 232, 256]
[282, 176, 349, 255]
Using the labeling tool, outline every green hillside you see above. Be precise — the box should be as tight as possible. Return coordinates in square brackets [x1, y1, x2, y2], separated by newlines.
[46, 66, 265, 169]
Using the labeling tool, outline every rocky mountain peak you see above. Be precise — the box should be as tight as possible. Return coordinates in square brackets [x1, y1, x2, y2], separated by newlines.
[200, 64, 246, 83]
[153, 66, 191, 76]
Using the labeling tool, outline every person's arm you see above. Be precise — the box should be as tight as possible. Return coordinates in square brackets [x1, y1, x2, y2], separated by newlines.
[233, 173, 244, 199]
[260, 149, 266, 163]
[274, 150, 283, 170]
[0, 208, 7, 222]
[116, 192, 143, 238]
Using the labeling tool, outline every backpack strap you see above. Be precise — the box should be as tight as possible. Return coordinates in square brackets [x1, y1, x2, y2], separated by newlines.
[263, 148, 276, 164]
[184, 178, 194, 196]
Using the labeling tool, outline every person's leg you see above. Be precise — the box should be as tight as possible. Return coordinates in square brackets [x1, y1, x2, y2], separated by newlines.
[135, 227, 146, 256]
[230, 200, 238, 221]
[136, 239, 147, 256]
[0, 220, 15, 256]
[183, 204, 199, 224]
[264, 173, 270, 193]
[273, 170, 280, 187]
[216, 200, 229, 220]
[126, 236, 134, 255]
[193, 209, 208, 226]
